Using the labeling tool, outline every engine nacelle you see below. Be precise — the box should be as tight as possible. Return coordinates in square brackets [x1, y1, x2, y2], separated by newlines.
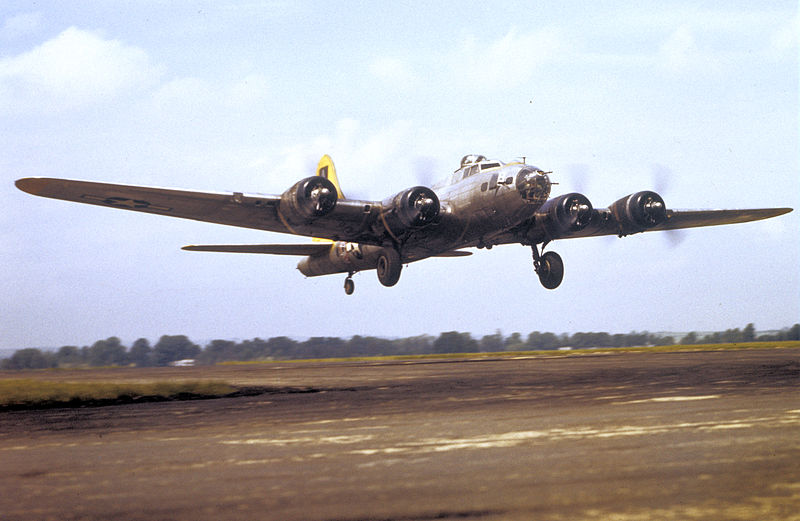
[279, 176, 338, 222]
[535, 192, 594, 239]
[609, 190, 666, 236]
[381, 186, 440, 234]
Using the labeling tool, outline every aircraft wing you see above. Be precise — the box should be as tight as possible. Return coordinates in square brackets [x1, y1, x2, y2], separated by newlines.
[182, 243, 473, 257]
[650, 208, 792, 231]
[182, 243, 332, 255]
[15, 177, 384, 244]
[573, 207, 792, 238]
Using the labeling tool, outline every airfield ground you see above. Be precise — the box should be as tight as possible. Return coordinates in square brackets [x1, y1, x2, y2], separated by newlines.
[1, 347, 799, 520]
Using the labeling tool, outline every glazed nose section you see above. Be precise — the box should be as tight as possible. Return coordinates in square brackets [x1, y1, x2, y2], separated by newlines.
[516, 168, 551, 205]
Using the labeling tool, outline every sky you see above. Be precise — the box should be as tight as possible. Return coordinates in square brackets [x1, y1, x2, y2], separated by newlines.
[1, 1, 798, 350]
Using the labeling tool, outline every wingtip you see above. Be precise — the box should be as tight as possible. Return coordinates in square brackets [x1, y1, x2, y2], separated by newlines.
[15, 177, 47, 195]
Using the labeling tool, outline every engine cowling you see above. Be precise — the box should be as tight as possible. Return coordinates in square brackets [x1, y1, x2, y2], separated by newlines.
[279, 176, 338, 221]
[609, 191, 666, 235]
[381, 186, 440, 234]
[535, 192, 594, 239]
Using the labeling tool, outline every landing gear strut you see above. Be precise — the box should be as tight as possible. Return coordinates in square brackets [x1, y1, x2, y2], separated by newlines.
[532, 244, 564, 290]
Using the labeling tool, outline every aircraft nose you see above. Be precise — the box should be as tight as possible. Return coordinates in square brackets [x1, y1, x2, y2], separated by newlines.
[517, 170, 551, 205]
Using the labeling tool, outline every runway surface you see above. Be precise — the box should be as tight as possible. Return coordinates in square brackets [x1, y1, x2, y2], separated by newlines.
[2, 348, 799, 520]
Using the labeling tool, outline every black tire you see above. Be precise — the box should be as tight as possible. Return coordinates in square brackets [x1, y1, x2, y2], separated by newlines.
[376, 248, 402, 287]
[538, 251, 564, 290]
[344, 278, 355, 295]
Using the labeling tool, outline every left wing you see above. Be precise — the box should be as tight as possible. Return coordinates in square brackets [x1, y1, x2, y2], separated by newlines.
[570, 207, 791, 239]
[15, 177, 384, 244]
[650, 208, 792, 231]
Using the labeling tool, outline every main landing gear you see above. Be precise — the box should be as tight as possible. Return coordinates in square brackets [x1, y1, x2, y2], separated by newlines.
[531, 244, 564, 290]
[342, 248, 403, 295]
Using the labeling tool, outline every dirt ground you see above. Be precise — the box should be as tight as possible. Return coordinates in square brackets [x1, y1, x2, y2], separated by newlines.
[2, 348, 799, 520]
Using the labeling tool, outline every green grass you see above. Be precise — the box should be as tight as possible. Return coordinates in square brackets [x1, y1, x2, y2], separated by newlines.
[0, 379, 236, 408]
[219, 340, 800, 365]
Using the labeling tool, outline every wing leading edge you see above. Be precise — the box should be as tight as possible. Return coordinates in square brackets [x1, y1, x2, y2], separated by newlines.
[653, 208, 792, 231]
[566, 207, 792, 239]
[14, 177, 383, 244]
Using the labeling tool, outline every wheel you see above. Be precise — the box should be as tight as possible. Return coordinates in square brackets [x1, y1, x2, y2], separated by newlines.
[376, 248, 402, 287]
[537, 251, 564, 290]
[344, 277, 355, 295]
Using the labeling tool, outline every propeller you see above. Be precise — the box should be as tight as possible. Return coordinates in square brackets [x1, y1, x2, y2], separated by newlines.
[565, 162, 686, 247]
[650, 163, 686, 247]
[412, 156, 437, 187]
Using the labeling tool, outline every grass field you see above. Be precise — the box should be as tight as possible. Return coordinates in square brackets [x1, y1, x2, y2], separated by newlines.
[0, 379, 236, 409]
[2, 341, 798, 409]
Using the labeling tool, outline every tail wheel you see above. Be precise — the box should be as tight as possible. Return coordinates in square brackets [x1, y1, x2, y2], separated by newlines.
[536, 251, 564, 290]
[344, 277, 355, 295]
[376, 248, 402, 287]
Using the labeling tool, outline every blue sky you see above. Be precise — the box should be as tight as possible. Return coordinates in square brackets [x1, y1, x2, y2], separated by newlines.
[2, 1, 798, 350]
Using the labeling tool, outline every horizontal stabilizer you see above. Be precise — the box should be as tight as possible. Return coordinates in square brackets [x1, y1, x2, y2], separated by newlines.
[433, 250, 472, 257]
[182, 243, 332, 256]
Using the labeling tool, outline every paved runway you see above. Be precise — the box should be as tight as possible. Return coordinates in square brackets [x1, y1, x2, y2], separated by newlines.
[2, 348, 799, 520]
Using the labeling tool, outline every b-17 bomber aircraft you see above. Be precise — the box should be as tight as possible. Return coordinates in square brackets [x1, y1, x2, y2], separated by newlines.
[16, 154, 792, 294]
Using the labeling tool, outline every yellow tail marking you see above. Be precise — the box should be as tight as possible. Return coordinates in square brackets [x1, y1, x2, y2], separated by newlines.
[317, 154, 345, 199]
[312, 154, 342, 245]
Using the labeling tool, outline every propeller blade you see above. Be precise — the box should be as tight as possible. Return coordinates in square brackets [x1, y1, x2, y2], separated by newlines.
[412, 156, 437, 187]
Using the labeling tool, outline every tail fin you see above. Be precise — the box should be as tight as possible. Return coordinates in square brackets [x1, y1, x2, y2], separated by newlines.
[316, 154, 345, 199]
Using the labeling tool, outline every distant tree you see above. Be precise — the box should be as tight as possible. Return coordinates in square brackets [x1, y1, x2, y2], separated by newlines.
[653, 336, 676, 346]
[128, 338, 154, 367]
[720, 328, 743, 343]
[504, 332, 525, 350]
[347, 335, 394, 357]
[788, 324, 800, 341]
[479, 332, 504, 353]
[680, 332, 698, 345]
[538, 332, 561, 350]
[200, 339, 238, 364]
[5, 348, 51, 369]
[264, 336, 298, 359]
[392, 335, 433, 355]
[152, 335, 200, 366]
[625, 331, 650, 347]
[742, 323, 756, 342]
[88, 337, 127, 366]
[298, 337, 346, 359]
[56, 345, 83, 366]
[433, 332, 478, 353]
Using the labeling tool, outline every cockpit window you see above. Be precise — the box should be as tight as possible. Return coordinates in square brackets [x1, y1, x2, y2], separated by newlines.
[460, 154, 487, 168]
[480, 162, 501, 170]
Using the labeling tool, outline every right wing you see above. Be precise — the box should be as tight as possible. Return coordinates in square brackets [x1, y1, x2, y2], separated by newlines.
[15, 177, 385, 244]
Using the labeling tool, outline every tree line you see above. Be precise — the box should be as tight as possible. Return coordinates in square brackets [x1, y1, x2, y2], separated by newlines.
[2, 323, 798, 370]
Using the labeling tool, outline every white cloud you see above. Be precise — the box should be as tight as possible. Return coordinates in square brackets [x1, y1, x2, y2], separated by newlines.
[451, 27, 564, 90]
[0, 27, 163, 114]
[370, 57, 417, 89]
[770, 13, 799, 57]
[658, 25, 697, 72]
[254, 118, 450, 198]
[1, 12, 42, 39]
